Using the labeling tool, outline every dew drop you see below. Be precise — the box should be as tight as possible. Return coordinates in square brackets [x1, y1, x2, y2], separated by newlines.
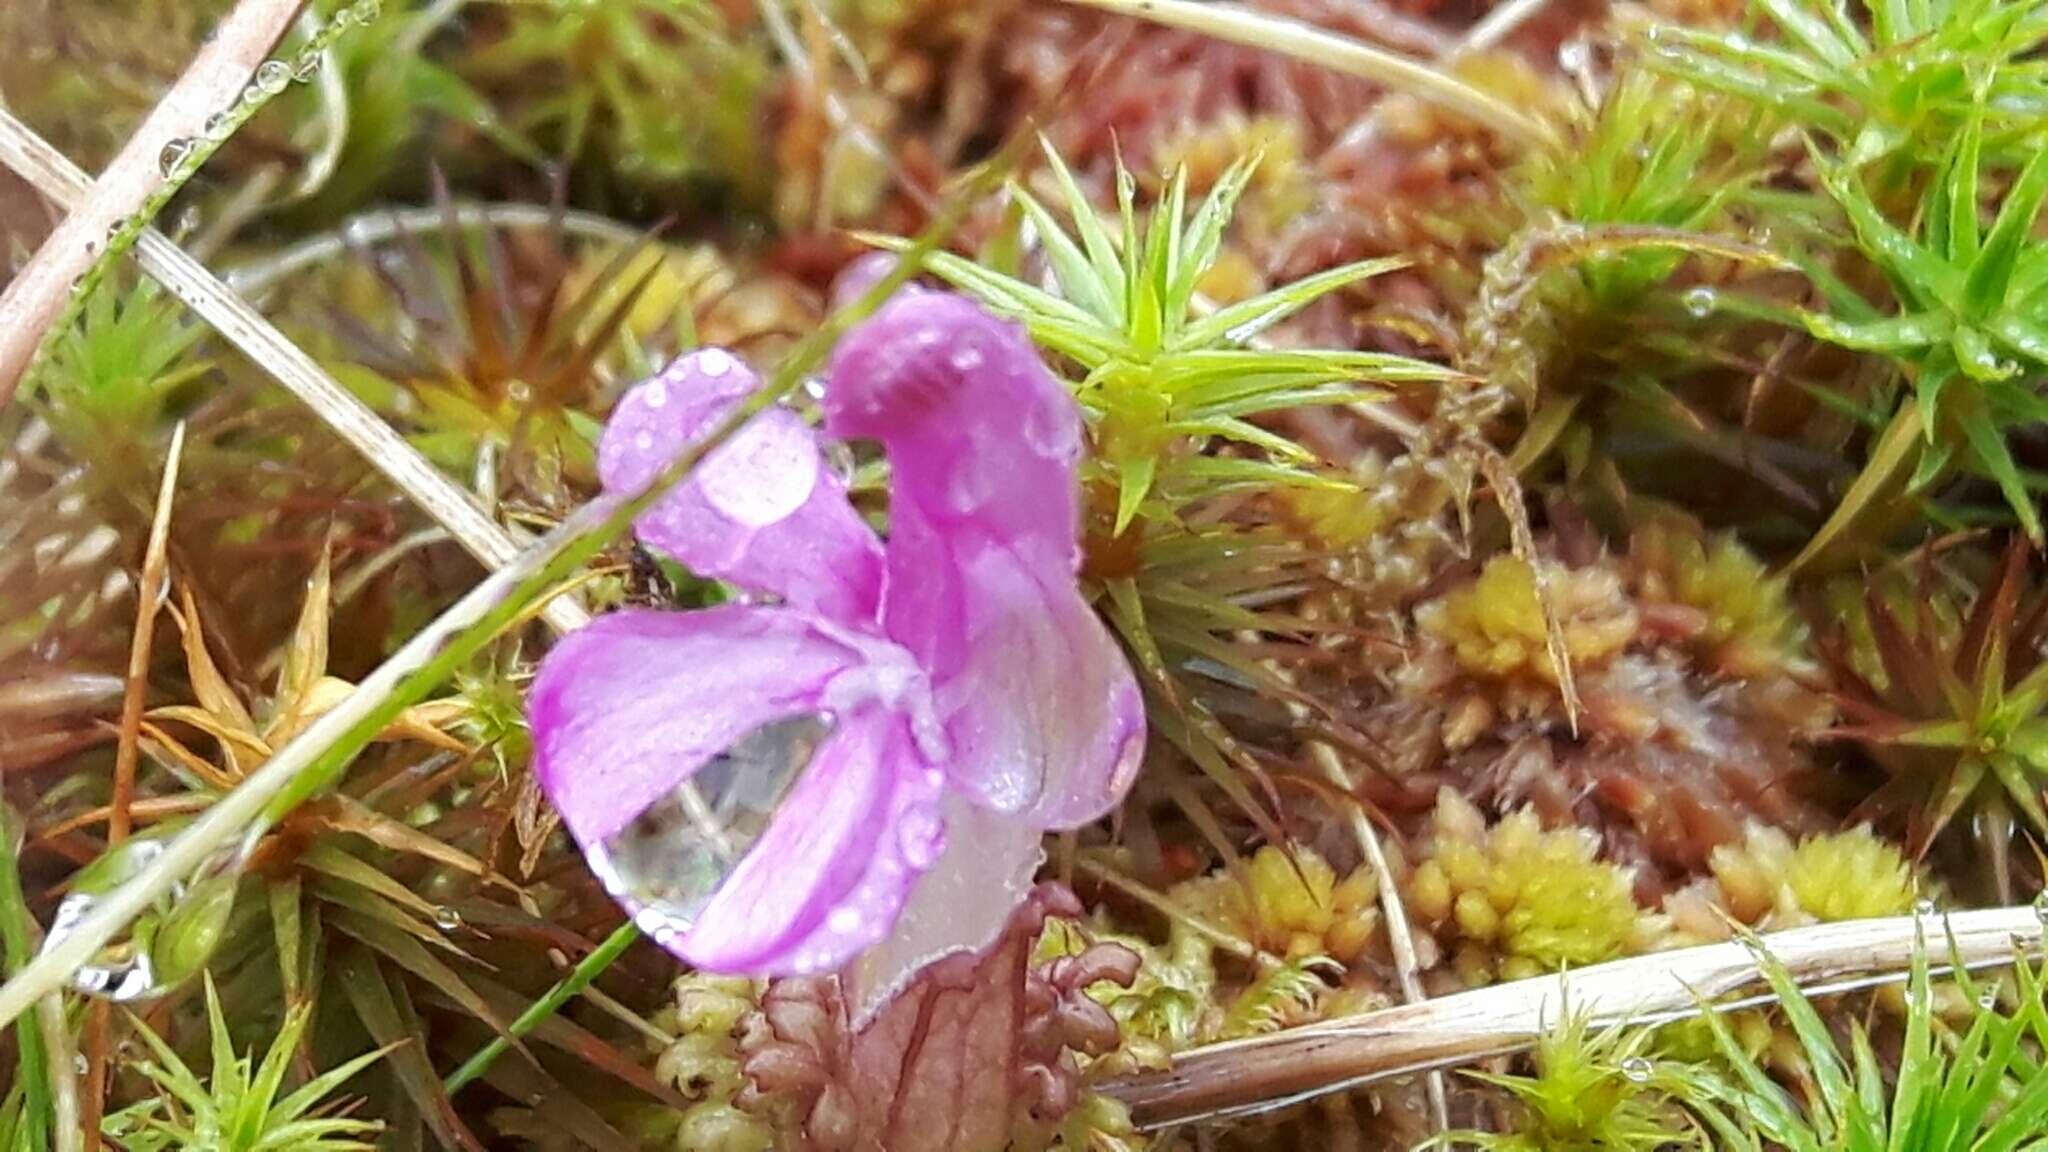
[1915, 897, 1938, 916]
[74, 1054, 89, 1075]
[354, 0, 384, 21]
[292, 53, 322, 83]
[2032, 888, 2048, 924]
[641, 381, 668, 409]
[587, 715, 833, 935]
[203, 112, 232, 139]
[802, 375, 828, 402]
[506, 380, 533, 405]
[255, 60, 291, 96]
[949, 345, 984, 372]
[433, 906, 463, 931]
[1022, 399, 1077, 459]
[1619, 1056, 1653, 1083]
[696, 348, 735, 379]
[1980, 987, 2001, 1010]
[1681, 286, 1718, 318]
[157, 138, 195, 178]
[896, 808, 945, 869]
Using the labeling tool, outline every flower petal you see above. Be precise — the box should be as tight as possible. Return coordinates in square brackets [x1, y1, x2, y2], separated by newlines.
[530, 605, 867, 847]
[822, 293, 1084, 566]
[824, 293, 1144, 824]
[841, 792, 1045, 1026]
[678, 706, 945, 975]
[601, 348, 883, 623]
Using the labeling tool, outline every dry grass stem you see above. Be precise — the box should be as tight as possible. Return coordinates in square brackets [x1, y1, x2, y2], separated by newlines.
[1053, 0, 1557, 149]
[0, 0, 303, 401]
[1102, 906, 2048, 1127]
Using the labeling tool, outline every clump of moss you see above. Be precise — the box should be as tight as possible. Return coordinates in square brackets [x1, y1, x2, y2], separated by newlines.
[1663, 825, 1920, 943]
[1626, 512, 1805, 681]
[1178, 844, 1379, 964]
[649, 973, 777, 1152]
[1408, 790, 1655, 984]
[1409, 555, 1639, 745]
[1423, 556, 1640, 682]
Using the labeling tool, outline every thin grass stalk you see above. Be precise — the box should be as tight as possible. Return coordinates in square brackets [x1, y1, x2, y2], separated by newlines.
[0, 107, 590, 636]
[0, 0, 307, 402]
[1052, 0, 1557, 149]
[0, 804, 80, 1152]
[222, 204, 645, 296]
[79, 424, 184, 1152]
[443, 921, 641, 1094]
[1100, 906, 2047, 1128]
[1307, 741, 1448, 1132]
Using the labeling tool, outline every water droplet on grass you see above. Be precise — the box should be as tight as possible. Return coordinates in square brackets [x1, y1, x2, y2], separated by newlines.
[255, 60, 291, 95]
[158, 138, 195, 178]
[1619, 1056, 1653, 1083]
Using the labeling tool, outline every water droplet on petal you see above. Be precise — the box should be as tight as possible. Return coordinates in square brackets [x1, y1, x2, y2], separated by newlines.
[255, 60, 291, 95]
[1619, 1056, 1653, 1083]
[945, 451, 1003, 514]
[587, 714, 834, 936]
[697, 348, 735, 378]
[949, 345, 983, 372]
[896, 808, 945, 869]
[1682, 287, 1718, 318]
[1022, 400, 1078, 460]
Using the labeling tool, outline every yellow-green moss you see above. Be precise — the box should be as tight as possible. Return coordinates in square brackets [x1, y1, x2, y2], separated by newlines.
[1410, 790, 1653, 984]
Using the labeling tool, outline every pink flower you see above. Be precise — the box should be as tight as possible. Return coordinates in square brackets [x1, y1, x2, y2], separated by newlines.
[529, 293, 1145, 1016]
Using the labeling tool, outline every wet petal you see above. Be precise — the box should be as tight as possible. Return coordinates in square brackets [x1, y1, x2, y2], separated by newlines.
[841, 793, 1045, 1026]
[824, 294, 1144, 824]
[533, 605, 872, 846]
[678, 707, 945, 975]
[822, 293, 1084, 565]
[601, 348, 883, 623]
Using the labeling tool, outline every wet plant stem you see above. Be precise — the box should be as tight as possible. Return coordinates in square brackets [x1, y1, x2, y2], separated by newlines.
[0, 0, 302, 403]
[444, 921, 641, 1094]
